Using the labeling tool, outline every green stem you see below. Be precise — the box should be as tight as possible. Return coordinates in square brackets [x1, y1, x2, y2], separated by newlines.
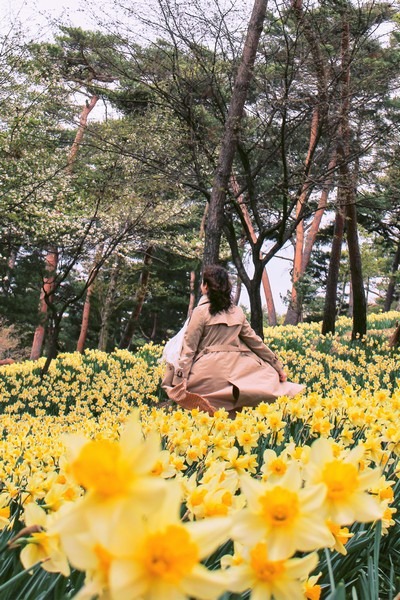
[0, 561, 42, 592]
[324, 547, 336, 593]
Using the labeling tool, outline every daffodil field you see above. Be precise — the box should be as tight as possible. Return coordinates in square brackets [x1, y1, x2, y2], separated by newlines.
[0, 313, 399, 600]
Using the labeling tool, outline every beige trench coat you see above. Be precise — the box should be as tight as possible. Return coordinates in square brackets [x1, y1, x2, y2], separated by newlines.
[163, 296, 304, 412]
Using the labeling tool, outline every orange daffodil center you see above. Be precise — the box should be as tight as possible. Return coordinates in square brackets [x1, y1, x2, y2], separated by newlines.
[71, 440, 133, 497]
[259, 487, 299, 527]
[140, 525, 199, 583]
[250, 542, 286, 581]
[306, 437, 384, 525]
[322, 461, 359, 502]
[93, 543, 113, 580]
[233, 464, 335, 561]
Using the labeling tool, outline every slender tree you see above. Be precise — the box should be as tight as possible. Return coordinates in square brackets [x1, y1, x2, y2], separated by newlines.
[203, 0, 268, 265]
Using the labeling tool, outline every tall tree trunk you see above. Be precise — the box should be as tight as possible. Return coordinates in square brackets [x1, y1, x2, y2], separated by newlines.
[284, 108, 319, 325]
[76, 244, 104, 353]
[233, 275, 242, 305]
[40, 315, 62, 378]
[384, 240, 400, 311]
[340, 18, 366, 340]
[203, 0, 267, 265]
[67, 95, 99, 173]
[30, 247, 58, 360]
[284, 0, 331, 325]
[248, 273, 265, 336]
[98, 255, 121, 351]
[151, 313, 158, 340]
[187, 270, 196, 318]
[76, 284, 93, 353]
[321, 201, 345, 336]
[119, 246, 154, 349]
[346, 201, 366, 339]
[233, 176, 277, 325]
[224, 214, 265, 337]
[302, 153, 336, 270]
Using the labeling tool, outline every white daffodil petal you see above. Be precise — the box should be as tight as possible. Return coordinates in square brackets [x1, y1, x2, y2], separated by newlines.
[185, 517, 231, 558]
[182, 564, 228, 600]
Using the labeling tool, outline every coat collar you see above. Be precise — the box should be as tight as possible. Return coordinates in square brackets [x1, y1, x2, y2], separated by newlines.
[198, 295, 210, 306]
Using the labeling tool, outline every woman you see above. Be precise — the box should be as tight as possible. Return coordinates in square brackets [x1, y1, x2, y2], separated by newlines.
[163, 265, 304, 415]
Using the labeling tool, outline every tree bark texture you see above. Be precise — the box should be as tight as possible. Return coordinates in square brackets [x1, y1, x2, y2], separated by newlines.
[284, 0, 330, 325]
[98, 255, 121, 351]
[340, 18, 366, 340]
[187, 270, 196, 318]
[203, 0, 267, 265]
[284, 108, 319, 325]
[67, 95, 99, 172]
[233, 275, 242, 306]
[119, 246, 154, 349]
[232, 176, 277, 325]
[321, 204, 345, 335]
[384, 240, 400, 312]
[302, 153, 336, 270]
[248, 274, 265, 337]
[76, 284, 93, 353]
[30, 247, 58, 360]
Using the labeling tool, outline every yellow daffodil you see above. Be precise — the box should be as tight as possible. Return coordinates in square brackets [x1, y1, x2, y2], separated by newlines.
[303, 571, 322, 599]
[261, 449, 290, 481]
[225, 541, 318, 600]
[58, 482, 231, 600]
[20, 503, 70, 576]
[65, 411, 165, 503]
[326, 520, 354, 555]
[233, 463, 333, 559]
[305, 437, 384, 525]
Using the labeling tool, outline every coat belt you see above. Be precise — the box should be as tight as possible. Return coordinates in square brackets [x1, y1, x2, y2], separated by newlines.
[195, 345, 249, 361]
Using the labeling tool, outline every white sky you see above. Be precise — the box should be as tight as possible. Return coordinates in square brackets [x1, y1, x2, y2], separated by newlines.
[2, 0, 295, 316]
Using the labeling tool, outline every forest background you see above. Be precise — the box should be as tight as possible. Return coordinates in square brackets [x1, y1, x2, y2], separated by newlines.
[1, 0, 400, 366]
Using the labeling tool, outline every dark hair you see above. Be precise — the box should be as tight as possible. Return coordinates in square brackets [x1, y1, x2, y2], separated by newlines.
[202, 265, 233, 315]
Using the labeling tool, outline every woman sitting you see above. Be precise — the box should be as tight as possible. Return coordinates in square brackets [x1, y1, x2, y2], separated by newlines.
[163, 265, 304, 416]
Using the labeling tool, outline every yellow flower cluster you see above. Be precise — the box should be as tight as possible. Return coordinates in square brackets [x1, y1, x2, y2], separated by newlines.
[0, 314, 398, 598]
[0, 344, 164, 416]
[8, 410, 393, 600]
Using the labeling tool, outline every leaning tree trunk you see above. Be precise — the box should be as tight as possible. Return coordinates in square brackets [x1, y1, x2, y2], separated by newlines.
[76, 244, 104, 353]
[119, 246, 154, 350]
[203, 0, 267, 265]
[284, 108, 319, 325]
[284, 0, 330, 325]
[384, 240, 400, 312]
[76, 284, 94, 353]
[31, 95, 99, 361]
[67, 95, 99, 173]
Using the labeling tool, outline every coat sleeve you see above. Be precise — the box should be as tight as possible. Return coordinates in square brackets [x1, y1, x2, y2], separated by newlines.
[239, 318, 283, 372]
[172, 306, 205, 386]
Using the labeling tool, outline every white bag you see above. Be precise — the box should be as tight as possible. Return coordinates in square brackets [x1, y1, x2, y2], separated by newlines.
[162, 319, 189, 369]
